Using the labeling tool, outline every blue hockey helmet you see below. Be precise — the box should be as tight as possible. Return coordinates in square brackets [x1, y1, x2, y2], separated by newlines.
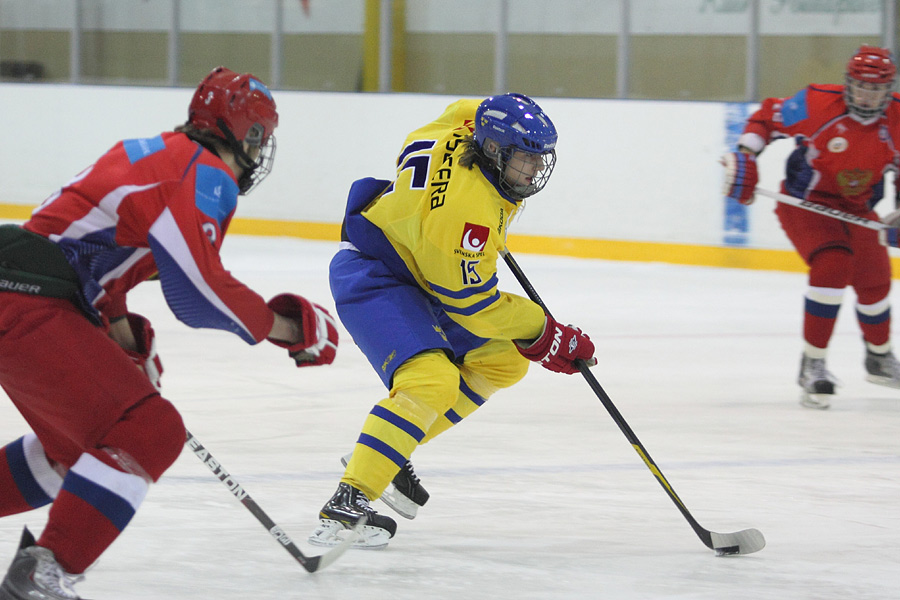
[474, 93, 557, 199]
[475, 93, 557, 153]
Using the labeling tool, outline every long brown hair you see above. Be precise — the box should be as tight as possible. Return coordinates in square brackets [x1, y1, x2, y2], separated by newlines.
[174, 123, 228, 156]
[458, 135, 488, 170]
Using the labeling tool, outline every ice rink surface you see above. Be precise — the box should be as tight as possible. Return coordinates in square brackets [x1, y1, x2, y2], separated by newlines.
[1, 235, 898, 600]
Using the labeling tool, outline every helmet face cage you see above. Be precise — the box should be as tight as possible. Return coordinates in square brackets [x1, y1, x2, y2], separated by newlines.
[475, 93, 558, 199]
[845, 46, 896, 120]
[497, 147, 556, 199]
[238, 134, 277, 195]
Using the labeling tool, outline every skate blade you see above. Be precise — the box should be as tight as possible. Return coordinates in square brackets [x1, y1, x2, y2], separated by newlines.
[800, 391, 831, 410]
[866, 374, 900, 389]
[310, 516, 367, 571]
[308, 519, 391, 550]
[380, 488, 418, 520]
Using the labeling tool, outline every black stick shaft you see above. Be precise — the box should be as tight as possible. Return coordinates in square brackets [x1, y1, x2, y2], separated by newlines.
[501, 251, 715, 550]
[184, 430, 323, 572]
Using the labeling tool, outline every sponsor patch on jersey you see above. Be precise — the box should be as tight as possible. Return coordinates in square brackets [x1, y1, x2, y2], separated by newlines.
[194, 164, 238, 229]
[123, 136, 165, 164]
[827, 137, 848, 153]
[460, 223, 490, 252]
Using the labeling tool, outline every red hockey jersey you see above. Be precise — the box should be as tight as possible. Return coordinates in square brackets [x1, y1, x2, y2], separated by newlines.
[24, 131, 273, 344]
[740, 84, 900, 213]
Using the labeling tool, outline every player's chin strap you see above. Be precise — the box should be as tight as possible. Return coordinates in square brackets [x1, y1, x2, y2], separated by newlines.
[500, 249, 766, 557]
[216, 118, 261, 194]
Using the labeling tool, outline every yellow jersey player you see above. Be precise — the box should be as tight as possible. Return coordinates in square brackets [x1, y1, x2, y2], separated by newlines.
[309, 93, 597, 549]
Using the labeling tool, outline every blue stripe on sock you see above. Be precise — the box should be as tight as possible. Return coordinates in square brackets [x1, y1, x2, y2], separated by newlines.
[857, 308, 890, 325]
[459, 378, 486, 406]
[805, 298, 841, 319]
[63, 471, 135, 532]
[357, 433, 407, 468]
[370, 405, 425, 442]
[6, 437, 53, 509]
[443, 408, 462, 424]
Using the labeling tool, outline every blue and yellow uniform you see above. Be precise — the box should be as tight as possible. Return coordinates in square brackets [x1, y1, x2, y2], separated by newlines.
[331, 99, 546, 500]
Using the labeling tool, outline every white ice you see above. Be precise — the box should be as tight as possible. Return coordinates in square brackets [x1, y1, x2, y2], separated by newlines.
[1, 235, 898, 600]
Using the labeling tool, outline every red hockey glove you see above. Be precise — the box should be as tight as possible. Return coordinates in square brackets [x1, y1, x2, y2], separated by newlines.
[267, 294, 338, 367]
[123, 313, 163, 390]
[721, 151, 758, 205]
[516, 315, 597, 375]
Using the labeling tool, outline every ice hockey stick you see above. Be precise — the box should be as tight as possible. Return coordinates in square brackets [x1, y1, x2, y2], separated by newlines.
[501, 250, 765, 556]
[185, 429, 362, 572]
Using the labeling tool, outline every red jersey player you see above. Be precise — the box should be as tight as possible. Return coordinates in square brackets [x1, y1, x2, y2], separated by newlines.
[722, 46, 900, 409]
[0, 67, 338, 599]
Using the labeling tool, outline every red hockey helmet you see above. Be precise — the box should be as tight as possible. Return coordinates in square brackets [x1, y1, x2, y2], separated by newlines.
[188, 67, 278, 194]
[847, 45, 896, 84]
[188, 66, 278, 146]
[845, 46, 896, 119]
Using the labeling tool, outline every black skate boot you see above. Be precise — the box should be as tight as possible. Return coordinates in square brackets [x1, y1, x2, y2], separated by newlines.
[864, 349, 900, 389]
[308, 483, 397, 550]
[341, 452, 429, 519]
[798, 354, 838, 410]
[0, 527, 84, 600]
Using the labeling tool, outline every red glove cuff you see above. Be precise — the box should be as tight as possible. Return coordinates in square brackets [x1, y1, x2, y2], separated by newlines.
[722, 151, 758, 205]
[516, 315, 596, 375]
[122, 313, 163, 389]
[267, 294, 338, 367]
[267, 294, 319, 354]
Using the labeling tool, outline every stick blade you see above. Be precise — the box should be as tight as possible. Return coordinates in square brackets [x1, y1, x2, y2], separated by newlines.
[710, 528, 766, 556]
[301, 516, 366, 573]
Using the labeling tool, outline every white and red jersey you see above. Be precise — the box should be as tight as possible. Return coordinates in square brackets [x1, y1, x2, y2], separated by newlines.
[739, 84, 900, 213]
[24, 131, 274, 344]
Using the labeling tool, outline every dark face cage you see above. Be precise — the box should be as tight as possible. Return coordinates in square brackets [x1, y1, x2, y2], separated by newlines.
[497, 147, 556, 200]
[238, 134, 277, 195]
[844, 76, 894, 120]
[217, 118, 277, 195]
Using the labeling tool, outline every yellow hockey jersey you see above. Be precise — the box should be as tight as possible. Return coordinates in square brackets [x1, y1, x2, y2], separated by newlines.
[359, 99, 545, 342]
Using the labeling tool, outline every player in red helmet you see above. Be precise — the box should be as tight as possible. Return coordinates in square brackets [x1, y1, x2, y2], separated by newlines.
[185, 66, 279, 194]
[845, 45, 896, 119]
[722, 46, 900, 409]
[0, 66, 338, 599]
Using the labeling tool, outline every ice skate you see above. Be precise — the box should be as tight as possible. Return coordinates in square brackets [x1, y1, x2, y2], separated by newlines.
[308, 483, 397, 550]
[341, 452, 429, 519]
[864, 349, 900, 389]
[798, 354, 838, 410]
[0, 527, 84, 600]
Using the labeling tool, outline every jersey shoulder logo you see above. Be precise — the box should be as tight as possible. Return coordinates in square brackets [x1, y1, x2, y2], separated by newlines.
[123, 135, 166, 164]
[455, 118, 476, 134]
[781, 88, 809, 126]
[461, 223, 490, 252]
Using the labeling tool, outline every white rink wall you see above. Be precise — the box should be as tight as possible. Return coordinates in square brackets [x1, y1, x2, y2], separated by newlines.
[0, 82, 824, 251]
